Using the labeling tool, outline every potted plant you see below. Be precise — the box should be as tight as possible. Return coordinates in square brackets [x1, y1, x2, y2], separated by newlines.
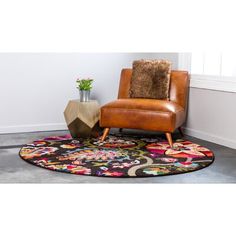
[76, 78, 93, 102]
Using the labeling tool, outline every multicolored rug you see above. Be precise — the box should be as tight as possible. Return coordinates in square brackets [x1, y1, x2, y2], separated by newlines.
[19, 134, 214, 177]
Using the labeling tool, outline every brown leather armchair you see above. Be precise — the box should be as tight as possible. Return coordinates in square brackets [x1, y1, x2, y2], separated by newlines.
[100, 69, 189, 147]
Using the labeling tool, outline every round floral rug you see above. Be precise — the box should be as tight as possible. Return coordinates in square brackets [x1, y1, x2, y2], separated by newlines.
[19, 134, 214, 177]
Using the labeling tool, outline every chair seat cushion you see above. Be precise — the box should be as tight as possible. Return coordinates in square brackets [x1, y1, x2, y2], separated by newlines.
[100, 99, 185, 132]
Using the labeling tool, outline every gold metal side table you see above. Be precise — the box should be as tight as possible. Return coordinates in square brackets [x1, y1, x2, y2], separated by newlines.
[64, 100, 101, 138]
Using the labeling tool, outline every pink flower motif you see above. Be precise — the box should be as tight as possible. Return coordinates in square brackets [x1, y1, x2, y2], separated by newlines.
[160, 157, 177, 163]
[146, 141, 210, 158]
[43, 134, 72, 141]
[67, 165, 77, 169]
[102, 171, 124, 177]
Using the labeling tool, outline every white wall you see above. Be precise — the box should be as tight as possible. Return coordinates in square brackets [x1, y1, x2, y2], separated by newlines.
[177, 54, 236, 149]
[184, 88, 236, 149]
[0, 53, 178, 133]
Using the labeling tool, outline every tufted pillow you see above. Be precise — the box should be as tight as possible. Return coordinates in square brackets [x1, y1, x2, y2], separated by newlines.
[129, 59, 172, 99]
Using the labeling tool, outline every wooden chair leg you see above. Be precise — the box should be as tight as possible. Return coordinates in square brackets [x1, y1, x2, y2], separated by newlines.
[165, 132, 173, 148]
[119, 128, 123, 132]
[178, 127, 184, 137]
[100, 128, 110, 141]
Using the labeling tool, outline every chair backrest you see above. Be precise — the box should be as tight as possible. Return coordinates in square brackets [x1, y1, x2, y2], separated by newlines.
[118, 69, 189, 109]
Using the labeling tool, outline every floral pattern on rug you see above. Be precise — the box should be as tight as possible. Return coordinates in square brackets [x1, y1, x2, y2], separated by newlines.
[19, 134, 214, 177]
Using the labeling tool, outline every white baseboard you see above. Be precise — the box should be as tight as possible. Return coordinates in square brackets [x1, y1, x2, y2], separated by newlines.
[183, 127, 236, 149]
[1, 123, 235, 149]
[0, 123, 67, 134]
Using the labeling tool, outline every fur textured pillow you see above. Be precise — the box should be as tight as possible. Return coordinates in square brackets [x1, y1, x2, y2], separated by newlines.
[129, 60, 172, 99]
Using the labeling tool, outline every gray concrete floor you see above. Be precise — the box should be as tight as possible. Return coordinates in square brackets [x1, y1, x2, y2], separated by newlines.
[0, 129, 236, 183]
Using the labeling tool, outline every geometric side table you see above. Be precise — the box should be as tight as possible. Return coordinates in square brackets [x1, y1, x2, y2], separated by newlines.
[64, 99, 101, 138]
